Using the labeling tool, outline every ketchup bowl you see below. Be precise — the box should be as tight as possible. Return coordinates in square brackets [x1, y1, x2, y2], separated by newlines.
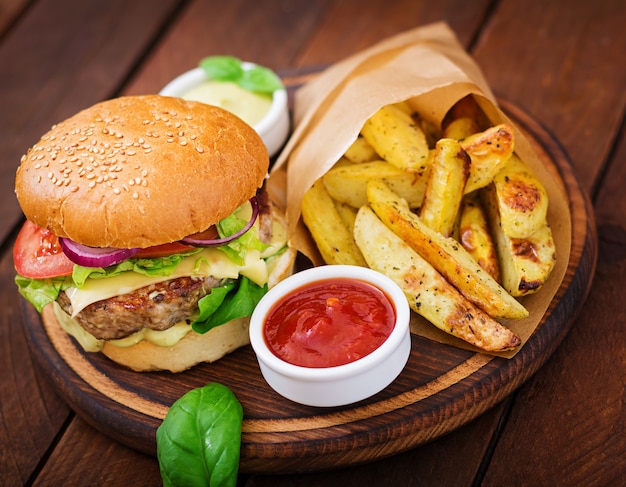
[249, 265, 411, 407]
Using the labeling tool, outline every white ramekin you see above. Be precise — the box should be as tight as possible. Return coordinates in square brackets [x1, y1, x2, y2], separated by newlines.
[249, 265, 411, 407]
[159, 64, 289, 157]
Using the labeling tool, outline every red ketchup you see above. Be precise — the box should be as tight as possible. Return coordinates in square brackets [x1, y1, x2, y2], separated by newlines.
[263, 278, 396, 368]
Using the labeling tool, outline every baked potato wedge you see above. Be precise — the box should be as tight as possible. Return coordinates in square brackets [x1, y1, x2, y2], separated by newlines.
[354, 205, 521, 352]
[461, 124, 515, 194]
[419, 138, 470, 237]
[442, 117, 481, 140]
[367, 179, 528, 319]
[301, 179, 367, 266]
[343, 136, 379, 163]
[482, 185, 556, 296]
[360, 104, 430, 172]
[489, 154, 549, 238]
[323, 160, 430, 209]
[458, 194, 501, 282]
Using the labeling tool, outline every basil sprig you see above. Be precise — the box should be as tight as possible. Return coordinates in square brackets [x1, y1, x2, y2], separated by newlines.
[199, 55, 283, 94]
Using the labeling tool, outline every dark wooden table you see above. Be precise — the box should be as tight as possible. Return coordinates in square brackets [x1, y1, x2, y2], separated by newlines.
[1, 1, 624, 485]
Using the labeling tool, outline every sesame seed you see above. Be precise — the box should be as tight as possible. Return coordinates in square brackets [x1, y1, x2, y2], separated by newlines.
[132, 191, 139, 199]
[113, 187, 121, 195]
[89, 181, 96, 188]
[196, 146, 204, 153]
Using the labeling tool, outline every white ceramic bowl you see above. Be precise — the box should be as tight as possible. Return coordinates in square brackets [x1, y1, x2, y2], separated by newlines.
[159, 64, 290, 157]
[249, 265, 411, 407]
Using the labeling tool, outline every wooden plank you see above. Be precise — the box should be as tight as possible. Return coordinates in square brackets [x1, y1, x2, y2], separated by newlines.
[290, 0, 492, 66]
[0, 0, 180, 243]
[32, 418, 162, 486]
[471, 0, 626, 192]
[0, 0, 28, 36]
[247, 401, 509, 486]
[123, 0, 335, 96]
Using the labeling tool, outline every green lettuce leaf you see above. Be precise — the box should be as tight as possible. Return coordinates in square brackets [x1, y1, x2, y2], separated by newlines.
[192, 276, 266, 334]
[15, 274, 72, 313]
[157, 382, 242, 487]
[217, 212, 269, 265]
[71, 249, 202, 287]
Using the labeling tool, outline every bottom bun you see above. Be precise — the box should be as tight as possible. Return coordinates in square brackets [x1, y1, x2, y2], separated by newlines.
[102, 317, 251, 373]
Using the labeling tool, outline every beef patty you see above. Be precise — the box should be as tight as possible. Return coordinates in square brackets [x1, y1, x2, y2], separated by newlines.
[56, 276, 224, 340]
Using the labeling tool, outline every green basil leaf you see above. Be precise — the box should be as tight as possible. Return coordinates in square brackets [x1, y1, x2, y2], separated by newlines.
[199, 55, 244, 82]
[239, 65, 284, 94]
[199, 55, 282, 94]
[157, 383, 243, 487]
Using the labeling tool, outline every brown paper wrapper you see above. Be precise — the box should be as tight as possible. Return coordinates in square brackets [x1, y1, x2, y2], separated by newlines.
[270, 22, 571, 358]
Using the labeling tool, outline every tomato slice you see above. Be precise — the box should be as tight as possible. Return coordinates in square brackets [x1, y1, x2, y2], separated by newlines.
[14, 221, 75, 278]
[134, 242, 197, 258]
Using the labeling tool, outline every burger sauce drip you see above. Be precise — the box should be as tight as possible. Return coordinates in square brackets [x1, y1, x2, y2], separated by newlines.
[263, 278, 396, 368]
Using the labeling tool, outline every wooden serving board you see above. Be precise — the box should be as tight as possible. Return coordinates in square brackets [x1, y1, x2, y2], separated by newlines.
[20, 97, 596, 474]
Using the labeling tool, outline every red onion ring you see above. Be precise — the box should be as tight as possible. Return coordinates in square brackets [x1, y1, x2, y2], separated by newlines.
[59, 238, 140, 267]
[181, 197, 259, 247]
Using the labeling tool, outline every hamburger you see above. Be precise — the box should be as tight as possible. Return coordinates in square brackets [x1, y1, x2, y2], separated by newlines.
[13, 94, 295, 372]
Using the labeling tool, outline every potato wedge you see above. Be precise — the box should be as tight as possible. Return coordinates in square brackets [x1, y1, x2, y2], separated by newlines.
[354, 206, 521, 352]
[360, 104, 430, 172]
[482, 186, 556, 296]
[461, 124, 515, 194]
[323, 160, 430, 209]
[334, 201, 358, 233]
[419, 138, 470, 237]
[343, 136, 379, 163]
[458, 194, 500, 282]
[367, 180, 528, 319]
[301, 179, 367, 266]
[442, 117, 481, 140]
[489, 154, 549, 238]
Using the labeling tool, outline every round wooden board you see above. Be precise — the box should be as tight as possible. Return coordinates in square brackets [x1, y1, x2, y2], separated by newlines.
[20, 97, 596, 474]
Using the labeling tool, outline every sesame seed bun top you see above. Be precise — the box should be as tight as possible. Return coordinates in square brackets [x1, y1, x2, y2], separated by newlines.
[15, 95, 269, 248]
